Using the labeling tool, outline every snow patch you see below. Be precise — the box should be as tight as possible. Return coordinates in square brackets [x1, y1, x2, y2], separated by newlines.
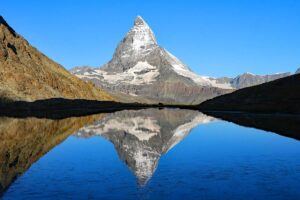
[204, 77, 233, 89]
[76, 61, 159, 85]
[245, 72, 255, 75]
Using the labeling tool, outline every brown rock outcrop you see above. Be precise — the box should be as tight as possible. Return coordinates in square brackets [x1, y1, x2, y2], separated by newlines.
[0, 16, 113, 101]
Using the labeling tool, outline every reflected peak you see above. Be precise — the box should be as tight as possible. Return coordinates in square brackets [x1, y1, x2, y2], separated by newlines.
[75, 108, 216, 185]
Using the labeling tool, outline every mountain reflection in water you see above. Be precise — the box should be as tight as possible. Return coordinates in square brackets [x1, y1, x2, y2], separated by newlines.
[0, 108, 299, 198]
[75, 109, 215, 185]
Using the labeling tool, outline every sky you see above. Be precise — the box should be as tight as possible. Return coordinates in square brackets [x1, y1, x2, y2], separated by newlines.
[1, 0, 300, 77]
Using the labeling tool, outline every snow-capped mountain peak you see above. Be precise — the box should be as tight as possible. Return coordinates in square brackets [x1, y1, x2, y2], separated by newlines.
[134, 15, 149, 26]
[71, 16, 233, 104]
[114, 16, 158, 59]
[132, 16, 157, 44]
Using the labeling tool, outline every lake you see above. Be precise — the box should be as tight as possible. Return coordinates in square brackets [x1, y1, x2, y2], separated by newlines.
[1, 108, 300, 199]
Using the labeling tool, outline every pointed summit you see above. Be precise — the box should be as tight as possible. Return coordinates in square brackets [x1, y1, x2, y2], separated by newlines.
[107, 15, 157, 70]
[131, 16, 155, 42]
[134, 15, 146, 26]
[128, 15, 157, 46]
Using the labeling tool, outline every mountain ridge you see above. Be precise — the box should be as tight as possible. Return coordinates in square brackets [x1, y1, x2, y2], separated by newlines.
[0, 16, 113, 102]
[212, 72, 292, 89]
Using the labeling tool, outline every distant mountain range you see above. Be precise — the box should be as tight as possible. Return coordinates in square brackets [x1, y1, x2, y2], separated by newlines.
[0, 16, 112, 102]
[212, 72, 292, 89]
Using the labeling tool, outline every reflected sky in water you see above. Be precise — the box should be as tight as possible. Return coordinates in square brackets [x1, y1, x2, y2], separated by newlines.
[1, 109, 300, 199]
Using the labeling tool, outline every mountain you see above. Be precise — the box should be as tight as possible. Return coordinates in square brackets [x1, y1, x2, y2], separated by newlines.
[71, 16, 232, 105]
[199, 73, 300, 114]
[211, 72, 291, 89]
[76, 108, 215, 185]
[0, 16, 112, 102]
[296, 68, 300, 74]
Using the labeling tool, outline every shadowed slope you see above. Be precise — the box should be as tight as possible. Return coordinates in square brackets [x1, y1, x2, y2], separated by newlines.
[199, 74, 300, 114]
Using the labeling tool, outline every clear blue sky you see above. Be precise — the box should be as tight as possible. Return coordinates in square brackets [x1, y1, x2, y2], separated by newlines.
[1, 0, 300, 77]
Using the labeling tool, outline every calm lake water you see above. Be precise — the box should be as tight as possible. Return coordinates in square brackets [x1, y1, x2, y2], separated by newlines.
[1, 108, 300, 199]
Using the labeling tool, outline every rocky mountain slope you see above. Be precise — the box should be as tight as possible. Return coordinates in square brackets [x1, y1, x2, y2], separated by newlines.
[212, 72, 291, 89]
[199, 73, 300, 114]
[71, 16, 232, 105]
[76, 108, 215, 185]
[296, 68, 300, 74]
[0, 16, 112, 102]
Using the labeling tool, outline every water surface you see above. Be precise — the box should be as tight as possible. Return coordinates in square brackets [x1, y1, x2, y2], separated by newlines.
[1, 108, 300, 199]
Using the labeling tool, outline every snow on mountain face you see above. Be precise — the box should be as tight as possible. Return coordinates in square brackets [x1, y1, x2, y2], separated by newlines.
[121, 16, 157, 56]
[77, 61, 159, 85]
[71, 16, 233, 104]
[163, 49, 211, 87]
[101, 16, 159, 73]
[73, 16, 228, 87]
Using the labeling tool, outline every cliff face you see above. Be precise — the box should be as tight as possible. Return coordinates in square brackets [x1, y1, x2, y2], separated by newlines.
[0, 16, 113, 102]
